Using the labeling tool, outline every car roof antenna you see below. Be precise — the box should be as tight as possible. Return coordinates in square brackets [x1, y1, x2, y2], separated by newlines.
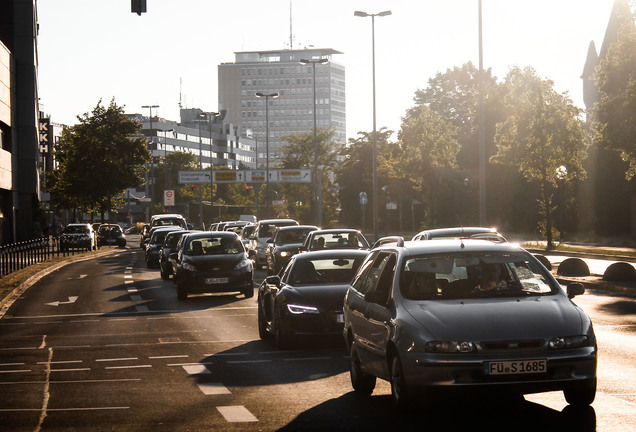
[457, 214, 465, 248]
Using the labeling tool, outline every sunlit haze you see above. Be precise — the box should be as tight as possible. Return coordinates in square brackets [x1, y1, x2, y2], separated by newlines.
[37, 0, 616, 140]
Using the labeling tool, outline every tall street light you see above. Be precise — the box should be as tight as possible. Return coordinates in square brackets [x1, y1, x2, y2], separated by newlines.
[354, 9, 391, 242]
[142, 104, 159, 220]
[255, 92, 279, 218]
[478, 0, 487, 225]
[299, 58, 329, 227]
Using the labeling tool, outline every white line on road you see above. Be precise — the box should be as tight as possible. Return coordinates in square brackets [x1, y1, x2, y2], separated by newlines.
[104, 365, 152, 370]
[0, 378, 141, 385]
[50, 368, 90, 372]
[182, 364, 210, 375]
[0, 369, 31, 373]
[217, 405, 258, 422]
[37, 360, 82, 365]
[0, 362, 25, 366]
[96, 357, 138, 362]
[198, 382, 231, 395]
[148, 355, 189, 359]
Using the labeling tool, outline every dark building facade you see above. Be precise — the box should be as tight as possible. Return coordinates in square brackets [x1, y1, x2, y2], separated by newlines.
[0, 0, 42, 243]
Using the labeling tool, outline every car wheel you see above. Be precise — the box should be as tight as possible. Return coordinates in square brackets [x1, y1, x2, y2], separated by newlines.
[390, 353, 410, 410]
[274, 313, 292, 349]
[160, 268, 170, 281]
[177, 284, 188, 301]
[257, 302, 271, 339]
[349, 342, 376, 395]
[564, 378, 596, 406]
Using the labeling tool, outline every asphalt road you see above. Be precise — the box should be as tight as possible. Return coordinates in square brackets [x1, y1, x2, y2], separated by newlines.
[0, 241, 634, 431]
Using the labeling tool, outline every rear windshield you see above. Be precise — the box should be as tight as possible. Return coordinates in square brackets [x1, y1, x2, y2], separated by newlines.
[63, 226, 89, 234]
[286, 256, 365, 285]
[185, 236, 244, 255]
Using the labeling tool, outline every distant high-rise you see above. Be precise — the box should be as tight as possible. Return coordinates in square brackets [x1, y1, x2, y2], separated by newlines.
[218, 48, 345, 167]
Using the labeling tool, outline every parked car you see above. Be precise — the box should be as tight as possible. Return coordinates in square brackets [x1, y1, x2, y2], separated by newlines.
[172, 231, 254, 300]
[159, 230, 196, 280]
[301, 228, 370, 252]
[411, 226, 507, 242]
[96, 224, 126, 248]
[266, 225, 319, 275]
[343, 238, 597, 409]
[248, 218, 299, 269]
[145, 226, 183, 268]
[59, 223, 96, 251]
[258, 249, 368, 348]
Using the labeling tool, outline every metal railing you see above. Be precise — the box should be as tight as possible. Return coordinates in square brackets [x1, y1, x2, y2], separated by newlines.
[0, 237, 93, 278]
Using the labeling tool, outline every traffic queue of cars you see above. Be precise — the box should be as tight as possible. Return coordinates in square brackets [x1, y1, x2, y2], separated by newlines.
[133, 216, 597, 410]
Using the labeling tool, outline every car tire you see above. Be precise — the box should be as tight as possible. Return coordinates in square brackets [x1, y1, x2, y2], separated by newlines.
[177, 284, 188, 301]
[257, 302, 271, 339]
[349, 342, 376, 395]
[160, 268, 170, 281]
[390, 354, 411, 410]
[274, 313, 292, 349]
[563, 378, 596, 406]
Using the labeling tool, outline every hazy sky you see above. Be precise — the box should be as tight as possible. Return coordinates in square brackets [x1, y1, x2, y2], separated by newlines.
[36, 0, 619, 139]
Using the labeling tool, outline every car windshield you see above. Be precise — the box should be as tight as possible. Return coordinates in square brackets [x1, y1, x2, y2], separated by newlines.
[277, 228, 313, 244]
[310, 232, 366, 249]
[400, 252, 557, 300]
[185, 236, 243, 255]
[99, 226, 121, 235]
[288, 256, 365, 285]
[64, 226, 88, 234]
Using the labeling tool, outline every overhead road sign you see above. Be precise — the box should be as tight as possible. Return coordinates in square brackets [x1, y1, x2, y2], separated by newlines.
[279, 169, 311, 183]
[214, 170, 246, 183]
[179, 171, 212, 184]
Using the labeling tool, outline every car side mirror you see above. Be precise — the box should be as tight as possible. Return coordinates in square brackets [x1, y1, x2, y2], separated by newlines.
[265, 275, 281, 286]
[567, 282, 585, 299]
[364, 290, 387, 305]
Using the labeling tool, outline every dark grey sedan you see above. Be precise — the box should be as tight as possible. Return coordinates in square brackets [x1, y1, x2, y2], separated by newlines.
[343, 239, 597, 409]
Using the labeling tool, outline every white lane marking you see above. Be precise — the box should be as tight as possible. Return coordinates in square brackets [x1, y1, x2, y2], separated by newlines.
[124, 280, 134, 284]
[217, 406, 258, 422]
[135, 306, 149, 312]
[126, 267, 133, 270]
[127, 288, 138, 293]
[50, 368, 90, 372]
[96, 357, 138, 362]
[104, 365, 151, 370]
[124, 270, 132, 274]
[0, 369, 31, 373]
[45, 296, 78, 307]
[227, 360, 271, 364]
[37, 360, 82, 365]
[108, 318, 136, 322]
[130, 295, 142, 301]
[147, 316, 175, 320]
[198, 383, 231, 395]
[149, 355, 189, 359]
[0, 378, 141, 385]
[124, 275, 132, 279]
[167, 362, 213, 367]
[182, 364, 210, 375]
[79, 275, 87, 279]
[0, 363, 25, 366]
[0, 407, 129, 412]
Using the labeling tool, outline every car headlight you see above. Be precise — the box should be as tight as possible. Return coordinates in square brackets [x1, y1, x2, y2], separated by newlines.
[425, 341, 476, 353]
[287, 304, 320, 314]
[548, 335, 589, 349]
[279, 251, 289, 258]
[182, 262, 197, 272]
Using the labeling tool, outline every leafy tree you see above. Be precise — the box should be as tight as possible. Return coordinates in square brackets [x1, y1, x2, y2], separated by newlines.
[492, 67, 587, 248]
[397, 105, 461, 228]
[277, 128, 340, 225]
[336, 128, 393, 231]
[594, 7, 636, 179]
[47, 99, 151, 220]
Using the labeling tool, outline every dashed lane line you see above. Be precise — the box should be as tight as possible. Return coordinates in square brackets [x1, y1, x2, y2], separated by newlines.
[217, 406, 258, 423]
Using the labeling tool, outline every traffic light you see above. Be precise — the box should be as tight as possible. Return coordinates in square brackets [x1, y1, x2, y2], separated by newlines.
[131, 0, 146, 15]
[246, 185, 252, 190]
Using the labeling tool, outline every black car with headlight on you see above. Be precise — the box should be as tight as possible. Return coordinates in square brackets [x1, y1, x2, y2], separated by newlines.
[258, 249, 368, 348]
[172, 231, 253, 300]
[266, 224, 319, 275]
[343, 238, 597, 409]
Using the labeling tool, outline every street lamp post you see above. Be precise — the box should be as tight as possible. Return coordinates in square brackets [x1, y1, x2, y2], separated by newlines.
[354, 10, 391, 242]
[299, 58, 329, 227]
[255, 92, 279, 218]
[142, 104, 159, 220]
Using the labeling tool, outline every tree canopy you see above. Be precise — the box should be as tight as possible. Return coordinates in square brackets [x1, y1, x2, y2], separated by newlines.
[47, 99, 151, 219]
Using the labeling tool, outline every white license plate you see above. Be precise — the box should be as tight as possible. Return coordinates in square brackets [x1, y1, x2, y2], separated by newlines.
[205, 277, 228, 284]
[335, 313, 344, 323]
[487, 359, 546, 375]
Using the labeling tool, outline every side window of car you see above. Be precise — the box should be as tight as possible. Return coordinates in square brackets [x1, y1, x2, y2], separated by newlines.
[368, 253, 397, 304]
[351, 252, 378, 295]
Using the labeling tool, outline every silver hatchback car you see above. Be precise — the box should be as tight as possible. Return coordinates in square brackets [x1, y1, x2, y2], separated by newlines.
[343, 239, 597, 409]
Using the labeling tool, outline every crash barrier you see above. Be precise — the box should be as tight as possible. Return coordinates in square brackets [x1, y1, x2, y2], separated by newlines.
[0, 237, 91, 278]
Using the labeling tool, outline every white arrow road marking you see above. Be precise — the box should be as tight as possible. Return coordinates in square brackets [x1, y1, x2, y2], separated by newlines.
[45, 296, 78, 307]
